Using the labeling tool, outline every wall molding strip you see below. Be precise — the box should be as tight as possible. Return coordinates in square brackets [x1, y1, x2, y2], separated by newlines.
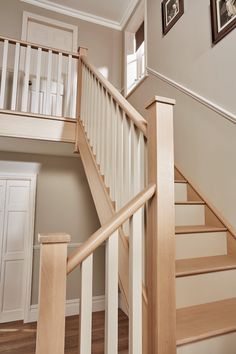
[20, 0, 139, 30]
[147, 67, 236, 125]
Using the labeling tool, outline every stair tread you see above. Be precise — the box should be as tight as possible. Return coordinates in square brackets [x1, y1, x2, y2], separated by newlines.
[175, 225, 227, 234]
[176, 255, 236, 277]
[175, 201, 205, 205]
[177, 298, 236, 346]
[175, 179, 187, 184]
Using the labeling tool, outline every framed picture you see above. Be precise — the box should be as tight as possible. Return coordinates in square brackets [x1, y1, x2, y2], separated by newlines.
[211, 0, 236, 44]
[162, 0, 184, 35]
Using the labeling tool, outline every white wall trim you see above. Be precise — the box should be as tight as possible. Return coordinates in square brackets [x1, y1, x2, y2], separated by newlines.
[120, 0, 140, 29]
[147, 67, 236, 125]
[26, 295, 105, 323]
[20, 0, 135, 31]
[21, 11, 78, 52]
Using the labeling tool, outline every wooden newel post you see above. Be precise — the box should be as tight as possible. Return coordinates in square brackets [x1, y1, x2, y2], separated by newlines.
[36, 233, 71, 354]
[75, 46, 88, 152]
[146, 96, 176, 354]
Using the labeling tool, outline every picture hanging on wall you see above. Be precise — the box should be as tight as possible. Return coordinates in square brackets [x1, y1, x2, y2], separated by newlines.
[211, 0, 236, 44]
[162, 0, 184, 35]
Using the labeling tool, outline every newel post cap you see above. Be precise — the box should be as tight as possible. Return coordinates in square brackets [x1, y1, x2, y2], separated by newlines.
[38, 233, 71, 244]
[78, 46, 88, 56]
[145, 95, 176, 109]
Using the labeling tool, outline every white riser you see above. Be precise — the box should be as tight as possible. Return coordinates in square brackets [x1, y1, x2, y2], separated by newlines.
[177, 332, 236, 354]
[175, 205, 205, 226]
[176, 269, 236, 309]
[175, 183, 187, 202]
[176, 232, 227, 260]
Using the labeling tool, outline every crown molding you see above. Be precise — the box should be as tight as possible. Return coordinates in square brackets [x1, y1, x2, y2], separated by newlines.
[20, 0, 124, 30]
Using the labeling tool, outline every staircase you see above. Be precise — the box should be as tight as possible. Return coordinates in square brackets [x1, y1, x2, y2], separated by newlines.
[32, 48, 236, 354]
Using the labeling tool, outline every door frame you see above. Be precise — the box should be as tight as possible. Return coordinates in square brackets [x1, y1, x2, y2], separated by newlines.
[21, 11, 78, 52]
[0, 173, 37, 323]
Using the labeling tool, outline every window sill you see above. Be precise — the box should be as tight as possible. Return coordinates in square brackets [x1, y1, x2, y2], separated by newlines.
[125, 73, 149, 100]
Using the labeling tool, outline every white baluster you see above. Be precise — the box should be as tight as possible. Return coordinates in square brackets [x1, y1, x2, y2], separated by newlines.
[71, 58, 78, 119]
[116, 107, 124, 210]
[44, 50, 52, 115]
[21, 45, 31, 112]
[11, 42, 20, 110]
[34, 47, 42, 114]
[98, 87, 104, 176]
[110, 100, 117, 204]
[0, 39, 9, 109]
[65, 54, 72, 117]
[79, 254, 93, 354]
[129, 210, 143, 354]
[104, 92, 112, 189]
[123, 114, 131, 207]
[131, 122, 141, 197]
[105, 230, 119, 354]
[82, 66, 88, 127]
[56, 52, 62, 117]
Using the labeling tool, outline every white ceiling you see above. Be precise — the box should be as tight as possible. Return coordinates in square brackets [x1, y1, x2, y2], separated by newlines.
[21, 0, 140, 30]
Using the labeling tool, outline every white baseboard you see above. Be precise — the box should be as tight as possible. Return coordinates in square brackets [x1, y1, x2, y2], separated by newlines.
[26, 295, 105, 323]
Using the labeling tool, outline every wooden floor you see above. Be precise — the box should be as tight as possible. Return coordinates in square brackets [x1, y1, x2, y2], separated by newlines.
[0, 310, 128, 354]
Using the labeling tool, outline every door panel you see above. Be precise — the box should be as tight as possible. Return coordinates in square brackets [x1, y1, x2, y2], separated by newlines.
[0, 180, 30, 323]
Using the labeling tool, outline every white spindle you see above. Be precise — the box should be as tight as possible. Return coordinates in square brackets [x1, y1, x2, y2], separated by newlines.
[123, 114, 131, 207]
[56, 52, 62, 117]
[131, 122, 141, 197]
[71, 58, 78, 118]
[99, 87, 106, 176]
[65, 54, 72, 117]
[83, 66, 88, 127]
[21, 45, 31, 112]
[105, 230, 119, 354]
[129, 210, 143, 354]
[79, 254, 93, 354]
[104, 92, 112, 189]
[44, 50, 52, 115]
[110, 100, 117, 203]
[116, 107, 124, 210]
[0, 39, 9, 109]
[34, 47, 42, 114]
[11, 42, 20, 110]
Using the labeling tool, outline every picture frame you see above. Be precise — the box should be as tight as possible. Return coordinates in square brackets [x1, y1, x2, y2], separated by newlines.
[211, 0, 236, 44]
[162, 0, 184, 35]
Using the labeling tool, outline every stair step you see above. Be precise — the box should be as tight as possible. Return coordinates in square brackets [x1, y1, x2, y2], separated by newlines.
[175, 204, 205, 227]
[176, 256, 236, 277]
[175, 201, 205, 205]
[177, 298, 236, 346]
[176, 231, 227, 260]
[175, 182, 188, 202]
[175, 225, 227, 234]
[175, 180, 187, 183]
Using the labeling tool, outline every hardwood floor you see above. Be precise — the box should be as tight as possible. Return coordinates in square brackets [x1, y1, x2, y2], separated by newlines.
[0, 310, 128, 354]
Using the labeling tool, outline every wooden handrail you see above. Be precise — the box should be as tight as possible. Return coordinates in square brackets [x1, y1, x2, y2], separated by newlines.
[81, 56, 148, 137]
[67, 183, 156, 274]
[0, 35, 80, 59]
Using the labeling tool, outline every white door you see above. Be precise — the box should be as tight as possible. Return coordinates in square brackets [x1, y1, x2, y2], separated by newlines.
[0, 179, 33, 323]
[21, 12, 78, 117]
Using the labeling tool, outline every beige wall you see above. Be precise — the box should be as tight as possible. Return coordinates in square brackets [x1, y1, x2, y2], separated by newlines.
[127, 0, 236, 230]
[0, 0, 123, 89]
[146, 0, 236, 113]
[0, 152, 104, 304]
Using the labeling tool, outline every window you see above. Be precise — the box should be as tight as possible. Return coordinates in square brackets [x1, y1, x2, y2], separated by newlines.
[124, 1, 146, 96]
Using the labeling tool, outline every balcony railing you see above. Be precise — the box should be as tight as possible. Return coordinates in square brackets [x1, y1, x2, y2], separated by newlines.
[0, 36, 80, 119]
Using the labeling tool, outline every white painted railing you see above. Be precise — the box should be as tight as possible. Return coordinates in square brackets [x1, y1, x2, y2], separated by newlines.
[79, 57, 148, 213]
[0, 36, 79, 118]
